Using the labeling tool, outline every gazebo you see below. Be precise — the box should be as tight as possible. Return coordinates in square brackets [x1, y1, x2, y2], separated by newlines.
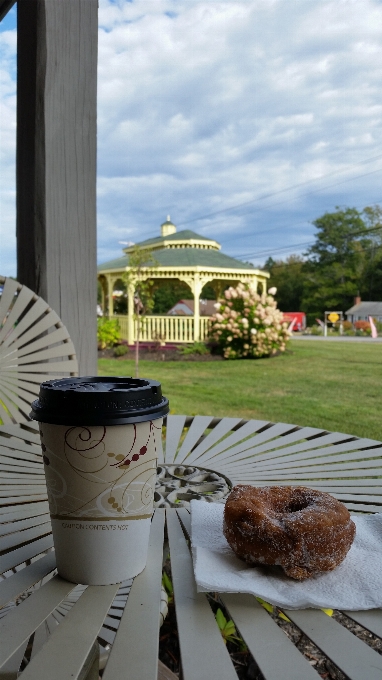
[98, 218, 269, 344]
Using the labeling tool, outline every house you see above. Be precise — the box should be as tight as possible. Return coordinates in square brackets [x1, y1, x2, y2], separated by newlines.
[167, 299, 217, 317]
[345, 297, 382, 323]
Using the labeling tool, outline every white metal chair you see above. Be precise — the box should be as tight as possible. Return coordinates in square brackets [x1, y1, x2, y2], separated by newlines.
[0, 275, 78, 426]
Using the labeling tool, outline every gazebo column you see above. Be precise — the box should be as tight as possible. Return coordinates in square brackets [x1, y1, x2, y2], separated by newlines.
[192, 274, 203, 342]
[127, 281, 135, 346]
[101, 286, 105, 314]
[107, 276, 114, 317]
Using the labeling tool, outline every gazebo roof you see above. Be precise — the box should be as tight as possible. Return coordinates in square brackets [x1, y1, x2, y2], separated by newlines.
[98, 219, 261, 274]
[98, 246, 256, 273]
[128, 228, 220, 252]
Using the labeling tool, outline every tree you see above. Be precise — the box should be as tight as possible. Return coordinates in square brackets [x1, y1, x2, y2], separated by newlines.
[301, 207, 370, 315]
[124, 246, 158, 377]
[265, 255, 305, 311]
[359, 205, 382, 299]
[152, 280, 192, 314]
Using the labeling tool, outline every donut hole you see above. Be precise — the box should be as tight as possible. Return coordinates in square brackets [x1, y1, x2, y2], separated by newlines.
[286, 499, 310, 513]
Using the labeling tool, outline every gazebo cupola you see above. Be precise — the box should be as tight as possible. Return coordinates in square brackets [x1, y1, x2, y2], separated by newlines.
[161, 217, 177, 237]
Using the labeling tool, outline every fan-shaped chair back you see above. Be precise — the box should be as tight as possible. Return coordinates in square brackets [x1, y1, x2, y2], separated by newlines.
[0, 275, 78, 424]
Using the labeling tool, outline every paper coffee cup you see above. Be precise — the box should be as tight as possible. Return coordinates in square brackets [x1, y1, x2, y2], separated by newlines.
[30, 377, 169, 585]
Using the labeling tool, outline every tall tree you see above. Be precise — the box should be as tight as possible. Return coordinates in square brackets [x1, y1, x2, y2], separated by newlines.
[359, 205, 382, 299]
[301, 207, 369, 315]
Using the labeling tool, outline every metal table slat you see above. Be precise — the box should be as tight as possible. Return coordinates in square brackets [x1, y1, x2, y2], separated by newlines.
[0, 502, 49, 523]
[1, 534, 53, 573]
[0, 552, 56, 608]
[222, 594, 318, 680]
[244, 478, 382, 489]
[182, 416, 243, 466]
[0, 441, 42, 458]
[239, 467, 382, 482]
[175, 416, 214, 462]
[0, 641, 28, 679]
[247, 457, 382, 477]
[193, 420, 274, 467]
[342, 609, 382, 638]
[0, 494, 48, 508]
[249, 441, 382, 471]
[1, 522, 51, 552]
[166, 509, 237, 680]
[0, 513, 50, 537]
[18, 583, 119, 680]
[0, 424, 40, 442]
[164, 415, 187, 464]
[0, 576, 75, 670]
[215, 425, 326, 467]
[219, 436, 356, 472]
[284, 608, 382, 680]
[102, 510, 165, 680]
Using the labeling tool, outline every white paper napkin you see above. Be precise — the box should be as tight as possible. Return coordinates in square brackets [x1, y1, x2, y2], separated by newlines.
[190, 500, 382, 610]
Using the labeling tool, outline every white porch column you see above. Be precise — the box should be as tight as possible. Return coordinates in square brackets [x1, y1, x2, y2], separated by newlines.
[127, 280, 135, 346]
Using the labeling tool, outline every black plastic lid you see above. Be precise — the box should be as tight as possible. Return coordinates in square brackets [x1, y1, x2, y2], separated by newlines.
[30, 376, 169, 425]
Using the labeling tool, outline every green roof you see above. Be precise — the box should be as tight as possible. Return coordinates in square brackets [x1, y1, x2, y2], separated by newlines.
[98, 247, 255, 272]
[135, 229, 217, 249]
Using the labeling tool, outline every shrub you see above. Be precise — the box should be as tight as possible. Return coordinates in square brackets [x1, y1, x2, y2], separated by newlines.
[114, 344, 129, 357]
[97, 317, 121, 349]
[342, 320, 353, 331]
[354, 320, 371, 335]
[209, 283, 290, 359]
[179, 342, 209, 356]
[309, 325, 323, 335]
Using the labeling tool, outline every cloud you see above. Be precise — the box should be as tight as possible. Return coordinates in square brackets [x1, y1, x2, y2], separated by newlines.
[1, 0, 382, 276]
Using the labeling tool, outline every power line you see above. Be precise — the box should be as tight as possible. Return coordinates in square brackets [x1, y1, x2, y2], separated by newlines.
[205, 166, 382, 243]
[176, 152, 382, 229]
[231, 200, 382, 260]
[252, 227, 382, 271]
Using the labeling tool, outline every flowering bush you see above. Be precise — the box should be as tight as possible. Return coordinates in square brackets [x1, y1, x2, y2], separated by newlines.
[209, 283, 290, 359]
[354, 320, 371, 332]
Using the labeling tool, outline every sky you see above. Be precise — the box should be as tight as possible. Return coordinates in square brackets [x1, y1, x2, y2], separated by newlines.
[1, 0, 382, 276]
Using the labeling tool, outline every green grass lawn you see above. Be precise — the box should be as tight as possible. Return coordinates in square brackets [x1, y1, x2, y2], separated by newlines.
[98, 340, 382, 440]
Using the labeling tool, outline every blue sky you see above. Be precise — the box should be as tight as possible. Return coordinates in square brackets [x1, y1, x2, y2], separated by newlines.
[1, 0, 382, 276]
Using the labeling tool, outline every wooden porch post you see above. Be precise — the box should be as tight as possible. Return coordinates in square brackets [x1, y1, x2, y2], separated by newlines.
[16, 0, 98, 376]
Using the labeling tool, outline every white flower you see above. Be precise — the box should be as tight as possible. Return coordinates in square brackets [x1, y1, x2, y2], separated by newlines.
[268, 287, 277, 295]
[214, 302, 221, 309]
[241, 318, 249, 326]
[227, 336, 233, 342]
[250, 328, 257, 335]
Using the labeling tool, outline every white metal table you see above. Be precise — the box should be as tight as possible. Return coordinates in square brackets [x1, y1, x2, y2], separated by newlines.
[1, 415, 382, 679]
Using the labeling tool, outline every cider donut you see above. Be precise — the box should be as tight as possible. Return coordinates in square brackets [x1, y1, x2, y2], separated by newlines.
[223, 485, 356, 580]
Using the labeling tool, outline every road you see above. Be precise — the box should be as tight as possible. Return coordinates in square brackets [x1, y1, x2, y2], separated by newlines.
[292, 334, 382, 343]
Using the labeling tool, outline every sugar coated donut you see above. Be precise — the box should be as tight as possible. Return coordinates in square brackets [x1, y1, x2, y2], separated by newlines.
[223, 485, 356, 580]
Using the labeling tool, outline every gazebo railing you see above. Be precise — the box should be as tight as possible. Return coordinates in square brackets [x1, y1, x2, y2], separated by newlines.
[112, 315, 210, 344]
